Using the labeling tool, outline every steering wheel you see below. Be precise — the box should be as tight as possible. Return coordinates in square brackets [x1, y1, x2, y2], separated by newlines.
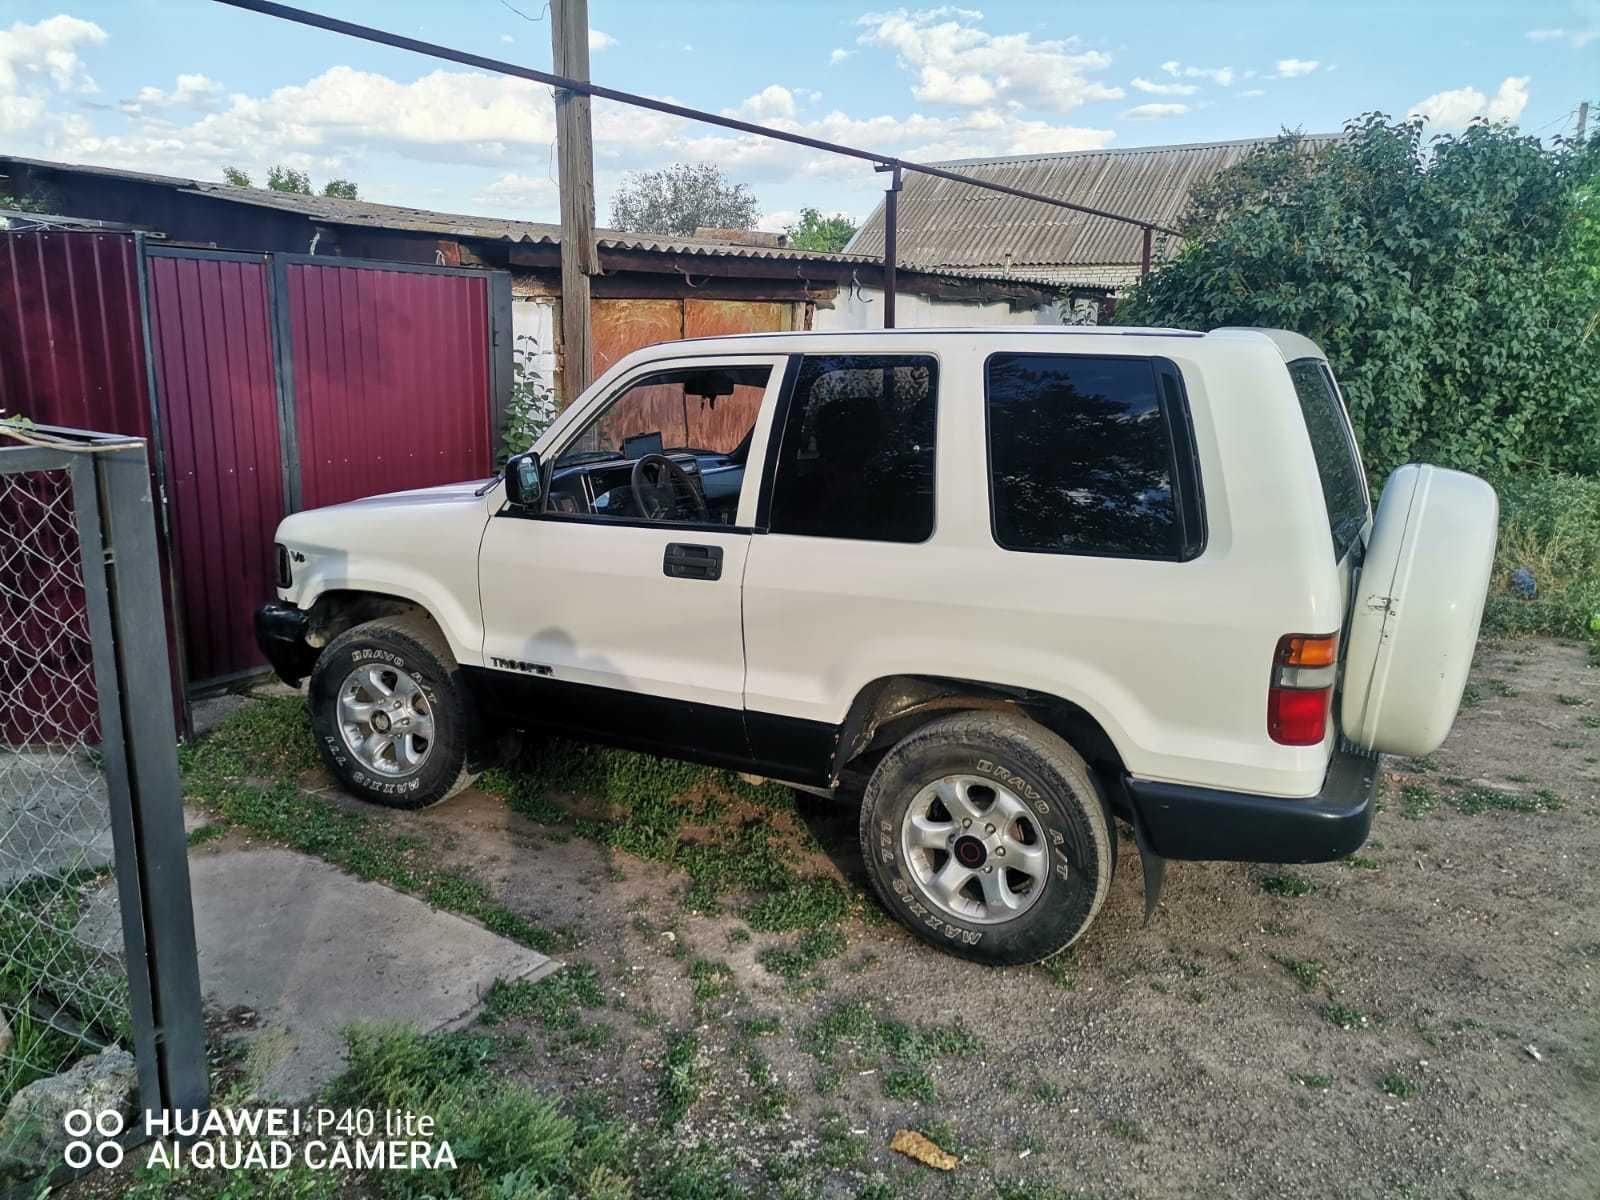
[630, 453, 708, 522]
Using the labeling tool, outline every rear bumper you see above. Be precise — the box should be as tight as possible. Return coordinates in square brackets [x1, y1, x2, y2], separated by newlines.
[254, 602, 317, 687]
[1127, 739, 1379, 863]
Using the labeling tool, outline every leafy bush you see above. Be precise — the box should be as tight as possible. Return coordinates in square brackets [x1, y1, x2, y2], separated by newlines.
[1117, 116, 1600, 482]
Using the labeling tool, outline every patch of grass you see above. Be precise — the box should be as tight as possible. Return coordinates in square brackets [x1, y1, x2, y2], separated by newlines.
[185, 699, 574, 955]
[816, 1110, 867, 1168]
[1035, 951, 1077, 990]
[482, 964, 604, 1030]
[1400, 784, 1439, 820]
[185, 822, 227, 847]
[740, 1016, 781, 1037]
[688, 958, 736, 1004]
[656, 1031, 703, 1126]
[1408, 755, 1438, 773]
[1293, 1073, 1333, 1090]
[1460, 683, 1483, 709]
[1581, 715, 1600, 729]
[1320, 1002, 1371, 1031]
[744, 876, 855, 932]
[1341, 854, 1380, 870]
[742, 1047, 790, 1120]
[1260, 870, 1316, 897]
[882, 1068, 936, 1104]
[1274, 955, 1323, 992]
[1557, 694, 1590, 707]
[1107, 1117, 1147, 1143]
[1449, 785, 1565, 815]
[1381, 1070, 1422, 1099]
[757, 927, 846, 981]
[800, 1000, 977, 1103]
[1034, 1079, 1067, 1103]
[1488, 679, 1517, 697]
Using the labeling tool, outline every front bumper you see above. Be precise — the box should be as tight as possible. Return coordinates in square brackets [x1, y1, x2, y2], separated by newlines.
[1126, 738, 1379, 863]
[254, 602, 318, 687]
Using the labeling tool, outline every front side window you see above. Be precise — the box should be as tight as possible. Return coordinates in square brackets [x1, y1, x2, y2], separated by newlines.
[985, 353, 1198, 558]
[1287, 359, 1368, 559]
[767, 355, 937, 543]
[544, 364, 770, 524]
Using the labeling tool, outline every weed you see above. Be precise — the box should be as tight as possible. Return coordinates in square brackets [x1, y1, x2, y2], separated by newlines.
[882, 1069, 936, 1103]
[1506, 772, 1532, 782]
[1408, 755, 1438, 773]
[1320, 1002, 1370, 1030]
[1260, 871, 1316, 897]
[1582, 715, 1600, 729]
[482, 964, 604, 1030]
[185, 822, 227, 847]
[1036, 952, 1077, 990]
[688, 958, 736, 1004]
[743, 1048, 790, 1120]
[758, 928, 846, 981]
[1274, 956, 1324, 992]
[1488, 679, 1517, 697]
[801, 1000, 976, 1104]
[1400, 784, 1438, 820]
[1381, 1070, 1422, 1099]
[1342, 854, 1380, 870]
[656, 1032, 702, 1126]
[816, 1110, 867, 1168]
[741, 1016, 782, 1037]
[745, 876, 855, 933]
[1294, 1073, 1333, 1090]
[1034, 1079, 1067, 1103]
[1177, 959, 1207, 979]
[1450, 786, 1564, 815]
[1460, 684, 1482, 708]
[1557, 694, 1590, 707]
[1108, 1117, 1147, 1142]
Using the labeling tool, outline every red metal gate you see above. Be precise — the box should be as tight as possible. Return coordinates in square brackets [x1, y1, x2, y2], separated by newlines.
[145, 249, 286, 685]
[281, 260, 494, 510]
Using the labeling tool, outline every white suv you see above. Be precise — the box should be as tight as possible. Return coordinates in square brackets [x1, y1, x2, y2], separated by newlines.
[255, 327, 1497, 964]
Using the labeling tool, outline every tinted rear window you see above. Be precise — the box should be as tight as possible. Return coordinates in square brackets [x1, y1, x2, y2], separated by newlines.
[1287, 359, 1368, 559]
[985, 353, 1200, 559]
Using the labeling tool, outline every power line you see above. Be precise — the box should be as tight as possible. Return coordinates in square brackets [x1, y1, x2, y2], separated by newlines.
[210, 0, 1179, 239]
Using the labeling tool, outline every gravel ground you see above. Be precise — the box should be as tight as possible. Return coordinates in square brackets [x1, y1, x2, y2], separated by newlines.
[186, 637, 1600, 1199]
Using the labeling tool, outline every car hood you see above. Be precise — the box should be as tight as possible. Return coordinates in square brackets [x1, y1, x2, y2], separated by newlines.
[275, 478, 497, 548]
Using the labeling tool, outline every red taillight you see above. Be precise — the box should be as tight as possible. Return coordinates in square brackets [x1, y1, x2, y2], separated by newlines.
[1268, 633, 1337, 746]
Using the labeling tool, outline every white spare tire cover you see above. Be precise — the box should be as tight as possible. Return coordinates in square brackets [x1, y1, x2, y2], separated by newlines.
[1342, 464, 1497, 756]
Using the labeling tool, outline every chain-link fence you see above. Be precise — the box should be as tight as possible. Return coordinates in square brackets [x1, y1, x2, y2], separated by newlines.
[0, 428, 205, 1184]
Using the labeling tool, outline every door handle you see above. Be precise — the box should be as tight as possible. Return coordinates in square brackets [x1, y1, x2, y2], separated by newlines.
[663, 543, 723, 581]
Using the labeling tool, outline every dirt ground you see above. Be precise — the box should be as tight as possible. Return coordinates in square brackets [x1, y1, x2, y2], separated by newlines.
[215, 639, 1600, 1198]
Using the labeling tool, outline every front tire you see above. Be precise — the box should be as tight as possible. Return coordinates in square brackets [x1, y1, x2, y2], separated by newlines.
[308, 615, 476, 809]
[858, 711, 1112, 966]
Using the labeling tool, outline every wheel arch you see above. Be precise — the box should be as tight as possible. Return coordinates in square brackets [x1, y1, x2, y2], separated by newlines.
[832, 674, 1129, 812]
[303, 589, 450, 657]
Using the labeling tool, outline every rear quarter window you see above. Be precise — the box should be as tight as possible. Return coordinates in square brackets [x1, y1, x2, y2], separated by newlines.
[1286, 359, 1369, 559]
[984, 352, 1204, 560]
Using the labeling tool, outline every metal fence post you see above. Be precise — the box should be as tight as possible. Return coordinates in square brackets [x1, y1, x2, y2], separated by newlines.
[91, 443, 208, 1115]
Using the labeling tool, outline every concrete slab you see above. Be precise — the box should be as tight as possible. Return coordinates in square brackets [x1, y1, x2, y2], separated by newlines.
[79, 848, 555, 1100]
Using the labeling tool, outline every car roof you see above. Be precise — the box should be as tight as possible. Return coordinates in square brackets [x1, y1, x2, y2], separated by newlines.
[649, 326, 1325, 362]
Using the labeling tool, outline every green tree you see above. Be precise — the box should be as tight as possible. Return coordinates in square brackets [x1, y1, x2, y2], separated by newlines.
[784, 207, 858, 252]
[322, 178, 359, 200]
[1116, 115, 1600, 481]
[609, 162, 759, 237]
[266, 165, 312, 194]
[221, 165, 252, 187]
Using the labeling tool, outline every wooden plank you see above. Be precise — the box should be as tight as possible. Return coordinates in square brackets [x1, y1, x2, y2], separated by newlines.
[552, 0, 597, 406]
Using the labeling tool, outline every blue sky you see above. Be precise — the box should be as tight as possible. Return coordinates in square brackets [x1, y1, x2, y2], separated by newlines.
[3, 1, 1595, 230]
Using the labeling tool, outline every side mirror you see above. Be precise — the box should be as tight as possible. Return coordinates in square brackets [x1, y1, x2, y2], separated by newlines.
[504, 451, 542, 508]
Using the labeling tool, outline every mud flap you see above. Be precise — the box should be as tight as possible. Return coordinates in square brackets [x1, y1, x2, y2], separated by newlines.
[1131, 812, 1169, 926]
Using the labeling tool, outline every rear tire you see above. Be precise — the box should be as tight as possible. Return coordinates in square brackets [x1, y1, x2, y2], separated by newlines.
[308, 615, 476, 809]
[858, 711, 1112, 966]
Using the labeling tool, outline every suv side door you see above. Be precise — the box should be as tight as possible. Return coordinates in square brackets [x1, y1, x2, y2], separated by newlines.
[740, 353, 941, 783]
[478, 354, 786, 767]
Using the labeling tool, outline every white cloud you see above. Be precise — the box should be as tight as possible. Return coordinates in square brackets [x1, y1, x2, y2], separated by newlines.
[0, 14, 106, 95]
[856, 8, 1123, 111]
[119, 73, 223, 115]
[1526, 26, 1599, 47]
[829, 48, 853, 65]
[1160, 60, 1180, 76]
[1409, 75, 1531, 129]
[1185, 65, 1234, 86]
[756, 209, 796, 233]
[1273, 58, 1319, 78]
[1131, 77, 1197, 96]
[474, 172, 557, 211]
[500, 33, 514, 45]
[589, 29, 617, 52]
[725, 84, 796, 121]
[1240, 88, 1266, 98]
[1123, 102, 1189, 120]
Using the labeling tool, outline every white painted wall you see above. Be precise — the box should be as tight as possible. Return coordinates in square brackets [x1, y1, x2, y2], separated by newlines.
[810, 285, 1060, 331]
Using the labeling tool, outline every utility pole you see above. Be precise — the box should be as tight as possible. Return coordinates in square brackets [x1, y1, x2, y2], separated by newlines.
[1578, 101, 1589, 142]
[551, 0, 597, 405]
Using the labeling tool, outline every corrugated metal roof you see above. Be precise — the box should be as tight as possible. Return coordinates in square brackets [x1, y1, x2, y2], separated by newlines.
[847, 134, 1341, 274]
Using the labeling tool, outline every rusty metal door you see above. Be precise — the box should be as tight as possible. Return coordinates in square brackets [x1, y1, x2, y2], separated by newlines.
[144, 248, 286, 686]
[279, 258, 497, 510]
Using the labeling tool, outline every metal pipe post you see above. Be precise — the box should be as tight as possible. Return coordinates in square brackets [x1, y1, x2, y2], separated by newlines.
[882, 165, 902, 329]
